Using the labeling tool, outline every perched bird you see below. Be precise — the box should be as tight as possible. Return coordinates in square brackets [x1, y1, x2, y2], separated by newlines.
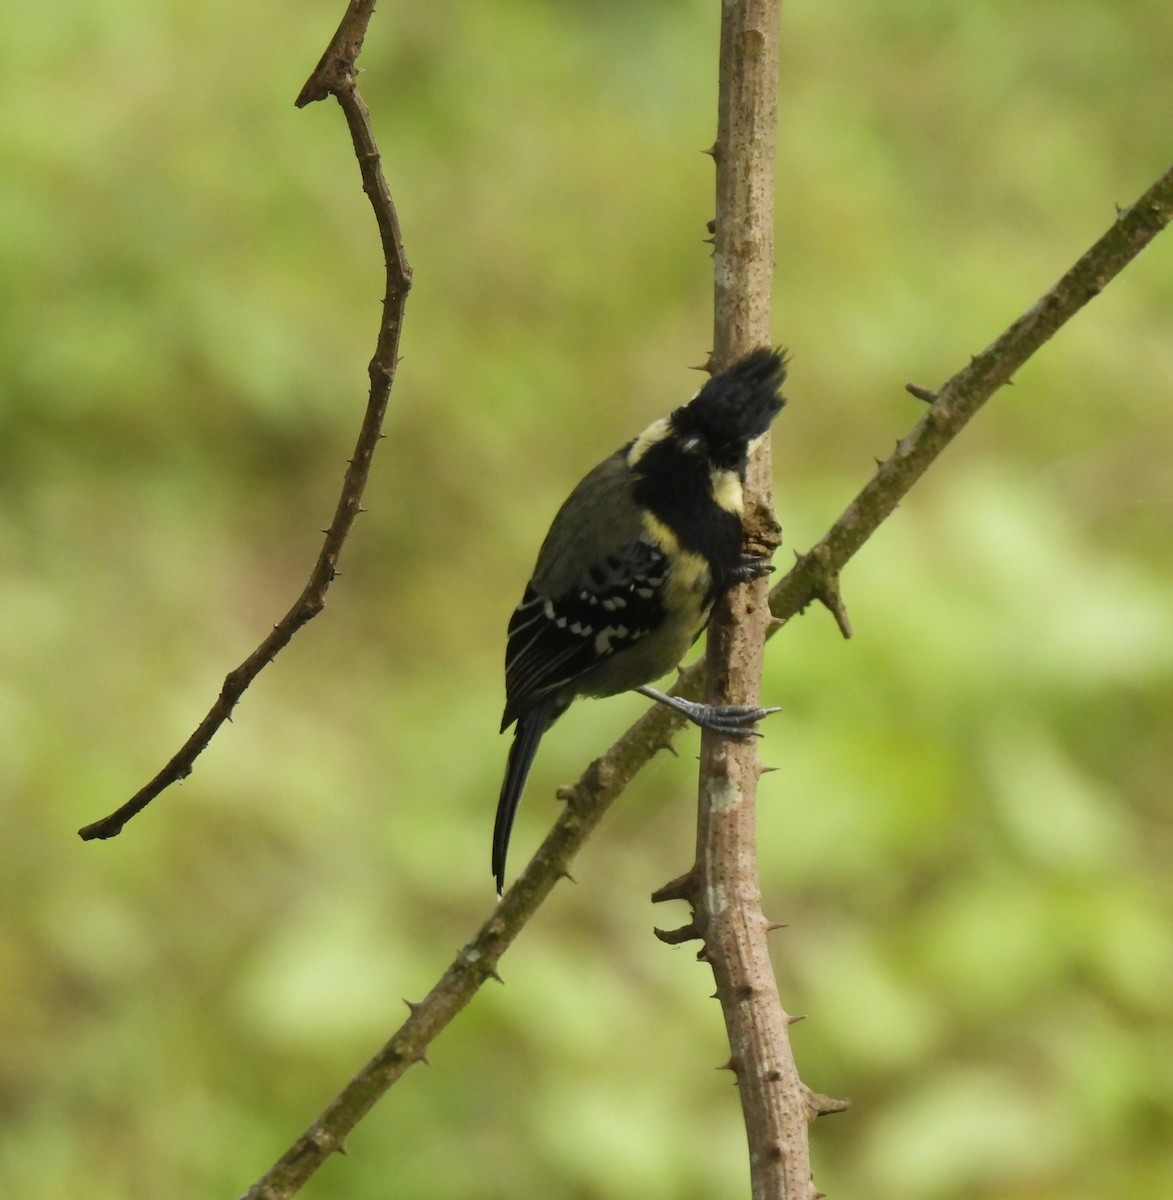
[493, 347, 788, 894]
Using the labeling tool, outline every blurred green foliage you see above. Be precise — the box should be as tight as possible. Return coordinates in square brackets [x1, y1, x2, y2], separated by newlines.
[2, 1, 1170, 1197]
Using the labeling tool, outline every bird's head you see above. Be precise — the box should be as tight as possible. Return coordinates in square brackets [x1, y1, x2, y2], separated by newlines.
[670, 347, 788, 469]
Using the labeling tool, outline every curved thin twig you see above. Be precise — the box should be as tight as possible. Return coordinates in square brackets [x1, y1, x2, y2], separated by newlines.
[238, 159, 1172, 1200]
[78, 0, 410, 842]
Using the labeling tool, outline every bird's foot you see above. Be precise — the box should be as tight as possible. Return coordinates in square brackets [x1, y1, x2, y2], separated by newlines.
[638, 686, 779, 737]
[730, 551, 775, 585]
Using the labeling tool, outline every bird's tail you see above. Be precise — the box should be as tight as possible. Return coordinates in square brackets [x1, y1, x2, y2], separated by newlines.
[493, 696, 558, 896]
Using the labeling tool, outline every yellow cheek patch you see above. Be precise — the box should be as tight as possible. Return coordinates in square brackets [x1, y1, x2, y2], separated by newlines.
[709, 467, 743, 514]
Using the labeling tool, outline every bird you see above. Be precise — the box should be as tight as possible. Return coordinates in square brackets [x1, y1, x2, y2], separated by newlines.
[493, 347, 788, 894]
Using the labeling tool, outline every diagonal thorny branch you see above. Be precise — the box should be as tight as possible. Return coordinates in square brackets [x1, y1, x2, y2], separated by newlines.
[236, 74, 1173, 1200]
[770, 164, 1173, 631]
[78, 0, 410, 843]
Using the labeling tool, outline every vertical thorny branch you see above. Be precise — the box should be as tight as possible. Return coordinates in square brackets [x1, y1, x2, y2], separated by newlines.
[653, 4, 847, 1198]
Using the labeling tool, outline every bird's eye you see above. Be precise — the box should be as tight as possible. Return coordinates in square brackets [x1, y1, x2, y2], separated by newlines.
[680, 435, 705, 454]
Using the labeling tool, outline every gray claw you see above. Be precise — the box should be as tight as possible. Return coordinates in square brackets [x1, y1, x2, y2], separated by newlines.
[730, 552, 776, 585]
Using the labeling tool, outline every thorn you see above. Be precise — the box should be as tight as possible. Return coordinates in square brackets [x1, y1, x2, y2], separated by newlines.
[787, 1012, 807, 1025]
[651, 871, 695, 904]
[702, 143, 718, 159]
[357, 505, 368, 514]
[556, 868, 577, 885]
[701, 236, 715, 245]
[805, 1087, 852, 1117]
[403, 998, 422, 1016]
[310, 1127, 346, 1156]
[717, 1055, 742, 1073]
[415, 1051, 431, 1067]
[822, 588, 852, 639]
[758, 764, 779, 776]
[487, 967, 504, 985]
[320, 528, 330, 534]
[765, 921, 787, 933]
[905, 381, 938, 403]
[802, 554, 853, 640]
[657, 739, 679, 758]
[653, 922, 701, 945]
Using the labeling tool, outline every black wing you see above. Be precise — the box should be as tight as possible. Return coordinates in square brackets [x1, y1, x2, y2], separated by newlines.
[501, 536, 668, 731]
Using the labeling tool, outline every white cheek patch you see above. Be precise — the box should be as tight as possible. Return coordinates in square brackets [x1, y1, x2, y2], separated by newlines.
[709, 467, 743, 514]
[626, 416, 672, 467]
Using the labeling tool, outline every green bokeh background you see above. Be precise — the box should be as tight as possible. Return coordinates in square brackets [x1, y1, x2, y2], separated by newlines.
[3, 2, 1171, 1197]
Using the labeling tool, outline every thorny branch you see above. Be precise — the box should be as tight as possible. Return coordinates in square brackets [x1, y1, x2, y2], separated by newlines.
[78, 0, 411, 842]
[769, 162, 1173, 631]
[653, 3, 845, 1199]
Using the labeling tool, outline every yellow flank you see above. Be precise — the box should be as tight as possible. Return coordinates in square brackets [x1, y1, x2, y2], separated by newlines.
[640, 510, 679, 555]
[640, 511, 712, 620]
[626, 416, 671, 467]
[668, 548, 712, 605]
[709, 466, 743, 514]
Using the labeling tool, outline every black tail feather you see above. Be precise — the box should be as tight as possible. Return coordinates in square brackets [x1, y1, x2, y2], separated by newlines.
[493, 696, 558, 895]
